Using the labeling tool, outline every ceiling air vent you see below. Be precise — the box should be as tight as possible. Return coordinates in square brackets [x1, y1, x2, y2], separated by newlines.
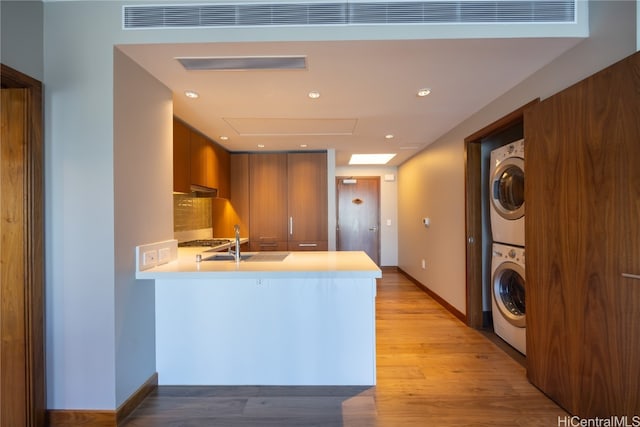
[177, 56, 307, 71]
[123, 1, 576, 30]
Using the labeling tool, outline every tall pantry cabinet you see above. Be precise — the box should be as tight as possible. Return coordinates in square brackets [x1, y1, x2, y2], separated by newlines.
[525, 52, 640, 417]
[248, 152, 328, 252]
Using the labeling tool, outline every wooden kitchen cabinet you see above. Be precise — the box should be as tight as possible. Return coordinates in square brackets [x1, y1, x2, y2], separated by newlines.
[248, 152, 328, 252]
[212, 153, 249, 237]
[189, 131, 215, 189]
[287, 152, 328, 251]
[172, 118, 191, 193]
[173, 117, 230, 197]
[249, 153, 289, 251]
[525, 52, 640, 418]
[212, 142, 230, 199]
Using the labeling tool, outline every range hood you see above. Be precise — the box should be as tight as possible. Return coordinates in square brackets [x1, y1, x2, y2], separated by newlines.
[189, 184, 218, 198]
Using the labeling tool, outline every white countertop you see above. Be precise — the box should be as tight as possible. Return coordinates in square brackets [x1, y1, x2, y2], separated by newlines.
[136, 249, 381, 280]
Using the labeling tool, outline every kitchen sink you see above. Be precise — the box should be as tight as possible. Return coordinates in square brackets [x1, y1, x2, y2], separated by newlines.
[202, 252, 290, 262]
[245, 252, 289, 262]
[203, 253, 254, 262]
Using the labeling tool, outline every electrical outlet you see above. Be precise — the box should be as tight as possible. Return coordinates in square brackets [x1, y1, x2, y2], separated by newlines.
[143, 250, 157, 267]
[136, 240, 178, 272]
[158, 247, 171, 264]
[421, 259, 426, 269]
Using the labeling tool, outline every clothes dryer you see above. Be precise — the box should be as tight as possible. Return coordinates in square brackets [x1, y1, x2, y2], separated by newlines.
[491, 242, 526, 355]
[490, 139, 525, 247]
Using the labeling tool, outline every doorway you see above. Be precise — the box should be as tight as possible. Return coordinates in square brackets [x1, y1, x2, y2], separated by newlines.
[464, 100, 536, 329]
[1, 64, 45, 427]
[336, 177, 380, 265]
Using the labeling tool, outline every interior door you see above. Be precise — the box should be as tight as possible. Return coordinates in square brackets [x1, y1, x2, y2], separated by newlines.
[525, 52, 640, 417]
[1, 64, 45, 427]
[336, 177, 380, 265]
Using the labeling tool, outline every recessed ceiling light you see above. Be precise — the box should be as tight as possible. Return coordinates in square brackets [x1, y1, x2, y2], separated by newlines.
[308, 91, 320, 99]
[257, 144, 265, 148]
[219, 135, 229, 141]
[385, 134, 395, 140]
[417, 88, 431, 97]
[349, 153, 397, 165]
[184, 90, 199, 99]
[300, 144, 308, 148]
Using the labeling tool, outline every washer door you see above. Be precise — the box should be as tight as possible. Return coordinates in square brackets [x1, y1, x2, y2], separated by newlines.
[492, 261, 526, 328]
[491, 157, 524, 220]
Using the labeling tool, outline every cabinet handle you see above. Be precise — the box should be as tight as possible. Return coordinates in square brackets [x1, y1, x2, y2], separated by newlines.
[289, 216, 293, 236]
[622, 273, 640, 280]
[298, 243, 318, 247]
[259, 242, 278, 247]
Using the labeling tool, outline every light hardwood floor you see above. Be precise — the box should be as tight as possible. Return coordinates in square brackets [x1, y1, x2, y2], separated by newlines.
[122, 269, 565, 426]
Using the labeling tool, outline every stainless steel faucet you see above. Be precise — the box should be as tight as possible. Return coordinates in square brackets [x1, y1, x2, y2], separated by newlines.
[228, 224, 241, 263]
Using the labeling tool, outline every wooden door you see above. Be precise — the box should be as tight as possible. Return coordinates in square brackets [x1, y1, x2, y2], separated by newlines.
[287, 153, 328, 251]
[1, 65, 45, 427]
[249, 153, 288, 251]
[336, 177, 380, 265]
[525, 52, 640, 417]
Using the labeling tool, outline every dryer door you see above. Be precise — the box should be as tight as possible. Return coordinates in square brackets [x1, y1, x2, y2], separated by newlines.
[491, 157, 524, 220]
[492, 261, 526, 328]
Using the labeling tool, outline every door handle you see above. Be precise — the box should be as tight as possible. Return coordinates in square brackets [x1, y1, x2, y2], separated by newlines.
[289, 216, 293, 236]
[369, 226, 378, 232]
[622, 273, 640, 280]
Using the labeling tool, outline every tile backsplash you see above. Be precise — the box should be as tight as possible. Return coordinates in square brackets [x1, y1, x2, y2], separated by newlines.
[173, 194, 212, 232]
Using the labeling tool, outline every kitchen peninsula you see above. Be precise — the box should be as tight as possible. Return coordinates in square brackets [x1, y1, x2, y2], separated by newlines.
[137, 249, 381, 386]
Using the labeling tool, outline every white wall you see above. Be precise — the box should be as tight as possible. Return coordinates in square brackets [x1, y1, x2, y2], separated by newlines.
[0, 1, 43, 81]
[45, 2, 119, 409]
[397, 0, 638, 315]
[335, 166, 399, 267]
[113, 49, 173, 406]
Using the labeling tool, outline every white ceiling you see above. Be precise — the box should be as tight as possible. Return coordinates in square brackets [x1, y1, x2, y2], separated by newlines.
[120, 37, 581, 166]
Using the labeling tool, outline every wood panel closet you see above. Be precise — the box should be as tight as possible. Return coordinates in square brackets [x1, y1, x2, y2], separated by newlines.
[525, 52, 640, 417]
[248, 152, 328, 252]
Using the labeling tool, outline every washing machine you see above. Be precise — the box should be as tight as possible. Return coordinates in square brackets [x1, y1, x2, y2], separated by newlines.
[490, 139, 525, 247]
[491, 242, 526, 355]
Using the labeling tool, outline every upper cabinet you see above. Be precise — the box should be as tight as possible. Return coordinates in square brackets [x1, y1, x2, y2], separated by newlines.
[173, 117, 230, 198]
[172, 118, 191, 194]
[189, 131, 215, 189]
[212, 142, 230, 199]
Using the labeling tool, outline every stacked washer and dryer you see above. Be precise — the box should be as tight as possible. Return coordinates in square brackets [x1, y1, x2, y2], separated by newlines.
[489, 139, 526, 355]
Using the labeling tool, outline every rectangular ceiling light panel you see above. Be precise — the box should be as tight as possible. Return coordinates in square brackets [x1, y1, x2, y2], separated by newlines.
[349, 153, 397, 165]
[177, 56, 307, 71]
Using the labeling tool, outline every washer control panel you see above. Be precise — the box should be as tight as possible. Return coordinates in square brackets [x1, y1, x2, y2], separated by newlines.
[492, 243, 525, 264]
